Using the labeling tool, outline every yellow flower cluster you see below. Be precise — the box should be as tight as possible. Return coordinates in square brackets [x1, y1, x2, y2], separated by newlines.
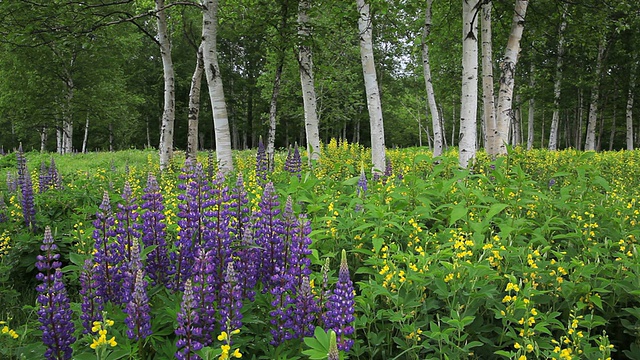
[0, 321, 19, 339]
[90, 319, 117, 350]
[217, 329, 242, 360]
[0, 230, 11, 257]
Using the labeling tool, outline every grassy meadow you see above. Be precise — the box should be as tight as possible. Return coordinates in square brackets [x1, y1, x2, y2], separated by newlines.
[0, 141, 639, 360]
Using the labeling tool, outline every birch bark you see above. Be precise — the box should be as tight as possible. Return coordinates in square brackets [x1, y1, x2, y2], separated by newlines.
[298, 0, 321, 162]
[481, 1, 497, 155]
[202, 0, 234, 173]
[495, 0, 528, 156]
[584, 38, 606, 151]
[156, 0, 175, 170]
[187, 44, 204, 161]
[548, 5, 568, 150]
[626, 56, 637, 150]
[356, 0, 386, 174]
[459, 0, 479, 168]
[422, 0, 443, 157]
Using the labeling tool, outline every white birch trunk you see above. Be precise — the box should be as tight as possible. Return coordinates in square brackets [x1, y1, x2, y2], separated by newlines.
[82, 113, 89, 153]
[459, 0, 480, 168]
[626, 57, 637, 150]
[156, 0, 175, 170]
[356, 0, 386, 174]
[549, 5, 568, 150]
[267, 61, 284, 171]
[202, 0, 234, 173]
[61, 77, 74, 154]
[40, 128, 47, 153]
[187, 43, 204, 161]
[527, 63, 535, 150]
[423, 0, 443, 157]
[298, 0, 321, 163]
[495, 0, 528, 156]
[584, 38, 606, 151]
[481, 1, 497, 155]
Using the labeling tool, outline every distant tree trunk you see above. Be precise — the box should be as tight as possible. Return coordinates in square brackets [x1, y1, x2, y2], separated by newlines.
[609, 105, 616, 151]
[156, 0, 175, 170]
[540, 110, 545, 148]
[584, 38, 606, 151]
[109, 122, 114, 151]
[267, 60, 284, 171]
[423, 0, 443, 156]
[203, 0, 234, 173]
[61, 76, 74, 154]
[40, 127, 47, 153]
[146, 117, 151, 149]
[187, 43, 204, 161]
[356, 0, 386, 174]
[527, 65, 535, 150]
[82, 114, 89, 153]
[627, 56, 637, 150]
[549, 5, 568, 151]
[459, 0, 479, 168]
[576, 89, 584, 149]
[481, 1, 497, 155]
[298, 0, 321, 163]
[495, 0, 528, 156]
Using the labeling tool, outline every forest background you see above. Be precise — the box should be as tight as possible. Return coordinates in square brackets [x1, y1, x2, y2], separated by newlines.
[0, 0, 638, 168]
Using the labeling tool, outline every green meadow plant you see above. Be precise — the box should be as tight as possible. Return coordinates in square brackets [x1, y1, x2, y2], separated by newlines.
[0, 144, 639, 359]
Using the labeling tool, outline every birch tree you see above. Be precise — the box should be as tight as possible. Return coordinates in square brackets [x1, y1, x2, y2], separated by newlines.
[356, 0, 386, 173]
[584, 37, 607, 151]
[202, 0, 234, 173]
[494, 0, 529, 156]
[156, 0, 176, 170]
[627, 55, 637, 150]
[548, 4, 568, 151]
[459, 0, 480, 168]
[187, 43, 204, 161]
[481, 1, 496, 154]
[298, 0, 321, 162]
[422, 0, 443, 157]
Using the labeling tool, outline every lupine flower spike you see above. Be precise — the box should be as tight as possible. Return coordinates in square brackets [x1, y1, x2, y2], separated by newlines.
[36, 227, 76, 360]
[323, 249, 355, 351]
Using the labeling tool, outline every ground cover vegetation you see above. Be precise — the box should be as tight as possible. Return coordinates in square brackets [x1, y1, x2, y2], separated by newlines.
[0, 143, 639, 359]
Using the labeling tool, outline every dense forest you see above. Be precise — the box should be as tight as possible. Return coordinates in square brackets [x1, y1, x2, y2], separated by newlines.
[0, 0, 638, 165]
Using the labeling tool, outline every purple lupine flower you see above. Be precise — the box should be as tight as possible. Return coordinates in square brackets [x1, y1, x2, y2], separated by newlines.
[124, 269, 152, 341]
[253, 182, 285, 286]
[79, 259, 104, 334]
[139, 173, 171, 286]
[35, 227, 76, 360]
[219, 262, 243, 336]
[93, 191, 123, 304]
[6, 171, 17, 193]
[17, 144, 36, 229]
[115, 183, 142, 303]
[175, 279, 204, 360]
[323, 249, 355, 351]
[48, 157, 62, 190]
[548, 178, 556, 188]
[384, 156, 393, 178]
[357, 168, 368, 197]
[190, 248, 216, 346]
[229, 174, 250, 243]
[234, 227, 259, 301]
[256, 136, 268, 183]
[284, 143, 302, 179]
[172, 162, 210, 290]
[289, 276, 320, 339]
[122, 239, 143, 305]
[269, 198, 314, 344]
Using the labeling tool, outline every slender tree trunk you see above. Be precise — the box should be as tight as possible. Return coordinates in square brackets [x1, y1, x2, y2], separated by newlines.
[82, 113, 89, 153]
[527, 64, 535, 150]
[627, 56, 637, 150]
[549, 5, 568, 150]
[495, 0, 528, 156]
[423, 0, 443, 156]
[156, 0, 175, 170]
[187, 43, 204, 161]
[109, 122, 114, 151]
[61, 77, 74, 154]
[459, 0, 480, 168]
[356, 0, 386, 173]
[609, 105, 616, 151]
[203, 0, 234, 173]
[577, 89, 583, 149]
[146, 117, 151, 149]
[584, 38, 607, 151]
[40, 127, 47, 153]
[540, 110, 545, 148]
[298, 0, 321, 163]
[481, 1, 497, 155]
[267, 60, 284, 171]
